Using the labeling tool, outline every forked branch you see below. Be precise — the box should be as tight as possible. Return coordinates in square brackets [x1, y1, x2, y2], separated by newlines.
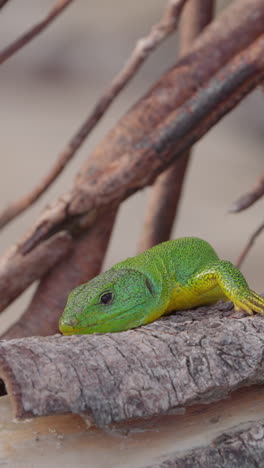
[0, 0, 188, 230]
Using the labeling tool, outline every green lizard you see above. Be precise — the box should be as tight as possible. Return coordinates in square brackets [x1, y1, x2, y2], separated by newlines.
[59, 237, 264, 335]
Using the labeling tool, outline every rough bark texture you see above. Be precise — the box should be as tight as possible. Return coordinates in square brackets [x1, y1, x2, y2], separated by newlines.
[1, 301, 264, 426]
[148, 422, 264, 468]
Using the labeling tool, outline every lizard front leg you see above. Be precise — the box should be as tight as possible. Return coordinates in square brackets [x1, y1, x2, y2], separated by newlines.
[189, 261, 264, 315]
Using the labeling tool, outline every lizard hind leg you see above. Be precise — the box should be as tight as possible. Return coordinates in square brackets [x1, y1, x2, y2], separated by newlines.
[192, 260, 264, 316]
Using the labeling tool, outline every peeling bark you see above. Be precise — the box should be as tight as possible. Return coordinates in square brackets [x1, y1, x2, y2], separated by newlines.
[148, 421, 264, 468]
[1, 302, 264, 427]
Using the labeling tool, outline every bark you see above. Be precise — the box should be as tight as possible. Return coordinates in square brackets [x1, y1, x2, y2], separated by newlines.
[2, 301, 264, 427]
[230, 173, 264, 213]
[2, 210, 116, 339]
[0, 232, 72, 312]
[0, 0, 187, 230]
[148, 422, 264, 468]
[138, 0, 215, 251]
[0, 0, 74, 65]
[21, 0, 264, 254]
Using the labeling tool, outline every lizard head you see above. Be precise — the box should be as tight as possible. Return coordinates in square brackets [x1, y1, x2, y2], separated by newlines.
[59, 268, 157, 334]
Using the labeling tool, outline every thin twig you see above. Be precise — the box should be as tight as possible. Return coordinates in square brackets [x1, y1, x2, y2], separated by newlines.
[236, 221, 264, 268]
[0, 0, 188, 230]
[229, 173, 264, 213]
[0, 0, 10, 9]
[138, 0, 215, 252]
[0, 0, 74, 65]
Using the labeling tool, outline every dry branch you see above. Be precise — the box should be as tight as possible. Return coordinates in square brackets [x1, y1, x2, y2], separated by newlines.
[0, 0, 188, 230]
[138, 0, 214, 251]
[0, 0, 10, 9]
[2, 301, 264, 425]
[0, 0, 74, 65]
[148, 421, 264, 468]
[2, 210, 116, 339]
[236, 220, 264, 268]
[0, 0, 263, 314]
[229, 173, 264, 213]
[0, 232, 72, 312]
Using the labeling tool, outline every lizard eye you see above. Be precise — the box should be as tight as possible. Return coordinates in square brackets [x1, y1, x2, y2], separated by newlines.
[100, 292, 114, 305]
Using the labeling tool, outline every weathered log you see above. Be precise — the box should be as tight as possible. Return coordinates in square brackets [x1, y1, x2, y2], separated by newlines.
[148, 421, 264, 468]
[1, 385, 264, 467]
[1, 301, 264, 427]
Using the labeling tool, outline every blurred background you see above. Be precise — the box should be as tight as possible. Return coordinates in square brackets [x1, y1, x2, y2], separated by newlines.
[0, 0, 263, 332]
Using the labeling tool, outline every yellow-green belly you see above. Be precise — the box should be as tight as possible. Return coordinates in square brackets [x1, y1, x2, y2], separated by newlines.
[166, 283, 227, 312]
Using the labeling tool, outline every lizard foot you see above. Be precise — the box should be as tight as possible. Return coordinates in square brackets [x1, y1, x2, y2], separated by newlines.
[233, 290, 264, 316]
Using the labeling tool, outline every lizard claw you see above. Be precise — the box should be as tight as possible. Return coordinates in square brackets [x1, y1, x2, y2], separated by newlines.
[233, 290, 264, 316]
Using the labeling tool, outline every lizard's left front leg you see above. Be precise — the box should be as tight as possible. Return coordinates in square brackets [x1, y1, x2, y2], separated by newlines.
[190, 261, 264, 315]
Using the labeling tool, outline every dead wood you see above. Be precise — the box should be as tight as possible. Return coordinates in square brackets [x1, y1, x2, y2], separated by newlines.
[0, 0, 187, 230]
[0, 0, 9, 9]
[2, 301, 264, 426]
[0, 0, 74, 65]
[2, 210, 116, 339]
[0, 0, 263, 315]
[138, 0, 214, 251]
[0, 232, 72, 312]
[230, 172, 264, 213]
[236, 220, 264, 269]
[138, 154, 190, 252]
[148, 421, 264, 468]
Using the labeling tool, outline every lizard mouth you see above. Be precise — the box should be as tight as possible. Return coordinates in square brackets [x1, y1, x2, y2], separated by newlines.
[59, 321, 77, 335]
[59, 316, 100, 335]
[60, 299, 149, 335]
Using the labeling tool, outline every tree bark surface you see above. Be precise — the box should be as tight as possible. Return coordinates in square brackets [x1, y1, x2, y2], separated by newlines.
[148, 421, 264, 468]
[1, 302, 264, 427]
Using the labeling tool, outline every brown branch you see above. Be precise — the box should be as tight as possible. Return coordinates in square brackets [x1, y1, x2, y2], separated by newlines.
[138, 154, 191, 252]
[0, 0, 263, 313]
[2, 210, 116, 339]
[138, 0, 215, 252]
[0, 232, 72, 313]
[0, 0, 74, 65]
[0, 0, 10, 9]
[0, 0, 188, 231]
[236, 220, 264, 268]
[2, 302, 264, 424]
[21, 0, 264, 253]
[229, 173, 264, 213]
[149, 421, 264, 468]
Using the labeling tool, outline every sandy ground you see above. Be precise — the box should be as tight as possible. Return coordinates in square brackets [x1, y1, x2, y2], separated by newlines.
[0, 3, 263, 337]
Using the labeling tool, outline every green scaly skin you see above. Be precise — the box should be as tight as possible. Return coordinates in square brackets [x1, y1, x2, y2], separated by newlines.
[59, 237, 264, 335]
